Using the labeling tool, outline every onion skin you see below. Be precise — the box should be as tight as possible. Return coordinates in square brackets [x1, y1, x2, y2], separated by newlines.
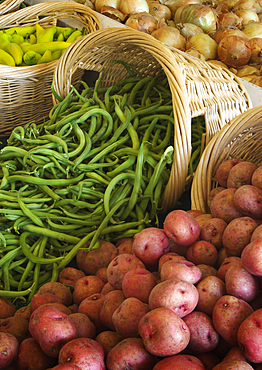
[211, 27, 250, 43]
[125, 12, 159, 33]
[186, 33, 218, 60]
[249, 37, 262, 62]
[149, 3, 172, 20]
[120, 0, 149, 14]
[176, 22, 204, 39]
[151, 26, 187, 49]
[232, 0, 262, 13]
[95, 0, 121, 12]
[218, 35, 252, 67]
[234, 9, 259, 26]
[217, 12, 242, 27]
[241, 21, 262, 39]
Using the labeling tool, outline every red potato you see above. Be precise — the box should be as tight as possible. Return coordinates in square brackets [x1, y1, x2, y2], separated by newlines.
[212, 359, 255, 370]
[197, 264, 217, 280]
[73, 275, 105, 305]
[225, 263, 259, 302]
[208, 187, 226, 208]
[215, 158, 244, 188]
[200, 217, 227, 250]
[148, 278, 199, 318]
[183, 311, 219, 353]
[100, 290, 125, 331]
[0, 316, 30, 344]
[39, 302, 72, 315]
[51, 365, 81, 370]
[77, 293, 106, 334]
[212, 295, 254, 346]
[234, 185, 262, 219]
[237, 308, 262, 363]
[37, 281, 72, 307]
[163, 209, 200, 247]
[17, 337, 57, 370]
[106, 253, 145, 290]
[215, 246, 231, 269]
[121, 268, 157, 303]
[0, 297, 16, 319]
[169, 240, 189, 256]
[252, 165, 262, 190]
[95, 267, 108, 284]
[195, 213, 213, 228]
[76, 239, 116, 275]
[14, 306, 32, 321]
[217, 256, 242, 281]
[29, 306, 77, 358]
[138, 306, 190, 357]
[227, 161, 257, 189]
[69, 313, 96, 339]
[152, 354, 206, 370]
[241, 238, 262, 276]
[187, 210, 205, 218]
[58, 337, 105, 370]
[196, 275, 226, 316]
[58, 267, 85, 287]
[100, 282, 114, 295]
[196, 352, 221, 370]
[0, 332, 19, 370]
[210, 188, 244, 223]
[30, 292, 64, 312]
[111, 238, 133, 259]
[222, 217, 258, 256]
[222, 346, 247, 363]
[251, 224, 262, 241]
[112, 297, 150, 338]
[158, 252, 186, 272]
[186, 240, 218, 266]
[132, 227, 170, 267]
[106, 337, 157, 370]
[160, 259, 202, 284]
[68, 303, 79, 314]
[95, 331, 123, 357]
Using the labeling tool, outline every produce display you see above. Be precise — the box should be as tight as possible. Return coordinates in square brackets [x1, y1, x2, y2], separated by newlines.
[0, 24, 87, 66]
[85, 0, 262, 87]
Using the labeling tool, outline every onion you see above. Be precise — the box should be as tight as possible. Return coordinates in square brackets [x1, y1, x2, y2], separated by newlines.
[249, 75, 262, 87]
[241, 21, 262, 39]
[236, 64, 260, 76]
[159, 0, 200, 15]
[95, 0, 121, 12]
[249, 37, 262, 62]
[218, 35, 252, 67]
[125, 12, 159, 33]
[101, 6, 128, 21]
[217, 12, 242, 27]
[211, 26, 250, 43]
[120, 0, 149, 14]
[149, 4, 172, 20]
[174, 4, 218, 34]
[207, 59, 230, 69]
[185, 47, 206, 60]
[234, 9, 260, 25]
[232, 0, 262, 13]
[222, 0, 240, 9]
[151, 26, 187, 49]
[176, 22, 204, 39]
[186, 33, 218, 59]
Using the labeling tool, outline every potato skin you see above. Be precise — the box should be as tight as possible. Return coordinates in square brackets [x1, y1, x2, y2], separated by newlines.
[0, 332, 19, 370]
[212, 359, 255, 370]
[241, 238, 262, 276]
[234, 185, 262, 219]
[196, 276, 226, 316]
[37, 281, 72, 307]
[186, 240, 218, 266]
[95, 331, 123, 357]
[152, 354, 206, 370]
[69, 313, 96, 339]
[200, 218, 227, 250]
[73, 275, 105, 305]
[227, 161, 257, 189]
[210, 188, 243, 223]
[0, 316, 30, 344]
[100, 290, 125, 331]
[215, 158, 244, 188]
[160, 260, 202, 285]
[0, 297, 16, 319]
[121, 268, 157, 303]
[252, 165, 262, 190]
[58, 267, 85, 287]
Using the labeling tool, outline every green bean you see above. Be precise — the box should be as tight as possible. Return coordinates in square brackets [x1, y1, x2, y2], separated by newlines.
[5, 173, 84, 187]
[0, 282, 36, 298]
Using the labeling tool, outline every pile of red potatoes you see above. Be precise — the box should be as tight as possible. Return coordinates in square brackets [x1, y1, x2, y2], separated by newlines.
[1, 158, 262, 370]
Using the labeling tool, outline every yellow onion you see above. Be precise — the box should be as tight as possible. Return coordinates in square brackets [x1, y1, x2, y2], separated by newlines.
[186, 33, 218, 59]
[149, 3, 172, 20]
[158, 0, 200, 15]
[249, 75, 262, 86]
[125, 12, 159, 33]
[151, 26, 187, 49]
[120, 0, 149, 14]
[185, 47, 206, 60]
[241, 21, 262, 39]
[217, 11, 242, 27]
[259, 12, 262, 20]
[221, 0, 240, 9]
[232, 0, 262, 13]
[234, 9, 260, 25]
[101, 6, 128, 21]
[218, 35, 251, 67]
[211, 26, 250, 43]
[249, 37, 262, 62]
[95, 0, 121, 12]
[176, 22, 204, 39]
[236, 64, 260, 76]
[174, 4, 218, 34]
[207, 59, 229, 69]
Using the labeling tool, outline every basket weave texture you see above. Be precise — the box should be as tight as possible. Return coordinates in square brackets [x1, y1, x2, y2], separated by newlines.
[191, 105, 262, 213]
[0, 0, 23, 15]
[0, 1, 102, 137]
[52, 27, 252, 212]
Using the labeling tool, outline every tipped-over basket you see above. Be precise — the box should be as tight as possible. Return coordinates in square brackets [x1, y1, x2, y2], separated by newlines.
[0, 1, 102, 137]
[0, 0, 24, 15]
[52, 27, 252, 212]
[191, 105, 262, 213]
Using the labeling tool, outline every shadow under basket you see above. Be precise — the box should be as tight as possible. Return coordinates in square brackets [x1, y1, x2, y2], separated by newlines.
[0, 1, 102, 138]
[191, 105, 262, 213]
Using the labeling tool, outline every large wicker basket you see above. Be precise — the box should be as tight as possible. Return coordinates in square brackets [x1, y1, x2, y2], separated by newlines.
[0, 0, 24, 15]
[191, 105, 262, 213]
[52, 27, 252, 212]
[0, 1, 102, 137]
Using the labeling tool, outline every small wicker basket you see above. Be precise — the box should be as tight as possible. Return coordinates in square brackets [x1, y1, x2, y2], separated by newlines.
[0, 1, 102, 137]
[52, 27, 252, 212]
[191, 105, 262, 213]
[0, 0, 24, 15]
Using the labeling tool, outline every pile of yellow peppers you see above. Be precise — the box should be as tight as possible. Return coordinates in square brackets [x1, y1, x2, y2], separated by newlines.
[0, 23, 86, 66]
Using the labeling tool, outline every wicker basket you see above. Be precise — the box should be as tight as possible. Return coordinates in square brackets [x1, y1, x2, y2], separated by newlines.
[52, 27, 252, 212]
[191, 105, 262, 213]
[0, 0, 24, 15]
[0, 1, 102, 137]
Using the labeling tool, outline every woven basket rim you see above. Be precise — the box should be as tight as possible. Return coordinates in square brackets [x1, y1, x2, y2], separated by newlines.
[0, 0, 23, 15]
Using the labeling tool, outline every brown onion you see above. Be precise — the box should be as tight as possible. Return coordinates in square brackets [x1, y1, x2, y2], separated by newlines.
[211, 26, 250, 43]
[101, 6, 127, 21]
[149, 3, 172, 20]
[159, 0, 200, 16]
[222, 0, 240, 9]
[234, 9, 259, 25]
[218, 35, 251, 67]
[241, 21, 262, 39]
[176, 22, 204, 39]
[232, 0, 262, 13]
[217, 12, 242, 27]
[120, 0, 149, 14]
[95, 0, 121, 12]
[151, 26, 187, 49]
[125, 12, 159, 32]
[185, 47, 206, 60]
[249, 37, 262, 62]
[186, 33, 218, 59]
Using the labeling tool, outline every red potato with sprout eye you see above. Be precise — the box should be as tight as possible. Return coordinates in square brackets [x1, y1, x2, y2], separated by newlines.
[132, 227, 170, 267]
[200, 217, 227, 250]
[73, 275, 105, 305]
[138, 306, 190, 357]
[148, 278, 199, 318]
[0, 332, 19, 370]
[160, 259, 202, 284]
[78, 293, 106, 334]
[163, 209, 200, 247]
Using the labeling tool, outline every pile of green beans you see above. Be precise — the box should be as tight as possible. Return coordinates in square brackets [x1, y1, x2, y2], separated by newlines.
[188, 116, 206, 177]
[0, 66, 176, 302]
